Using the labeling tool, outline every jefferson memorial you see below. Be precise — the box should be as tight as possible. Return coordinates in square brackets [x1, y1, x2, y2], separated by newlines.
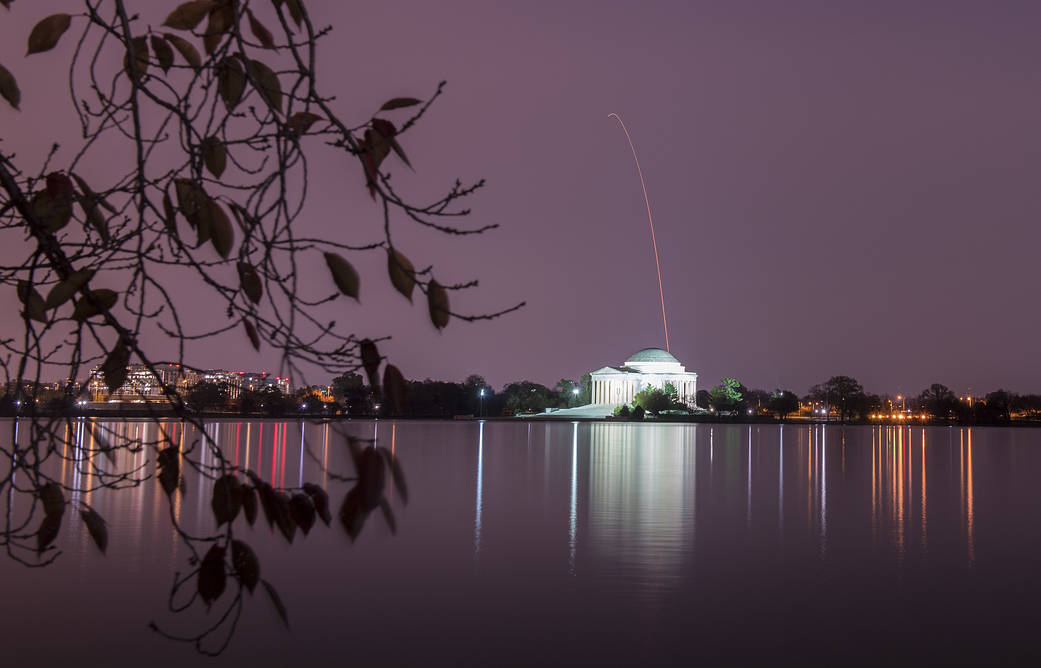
[542, 347, 697, 418]
[590, 348, 697, 408]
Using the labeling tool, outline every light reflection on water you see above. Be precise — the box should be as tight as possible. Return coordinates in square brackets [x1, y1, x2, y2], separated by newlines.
[3, 419, 1039, 666]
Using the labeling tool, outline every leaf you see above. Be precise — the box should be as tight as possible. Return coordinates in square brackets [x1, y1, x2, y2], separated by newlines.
[44, 269, 93, 310]
[270, 491, 296, 544]
[173, 178, 207, 221]
[247, 9, 275, 49]
[237, 262, 263, 304]
[208, 200, 234, 258]
[161, 189, 176, 233]
[288, 493, 315, 535]
[231, 540, 260, 593]
[198, 544, 226, 605]
[358, 339, 380, 389]
[427, 279, 450, 330]
[150, 35, 174, 73]
[46, 172, 75, 200]
[378, 447, 408, 505]
[162, 1, 215, 31]
[383, 364, 406, 414]
[217, 56, 245, 110]
[200, 136, 227, 178]
[338, 487, 365, 542]
[286, 111, 321, 136]
[301, 483, 330, 525]
[380, 97, 422, 111]
[123, 36, 149, 83]
[72, 288, 118, 322]
[202, 1, 234, 55]
[243, 319, 260, 351]
[39, 482, 65, 518]
[370, 118, 412, 169]
[357, 447, 385, 512]
[163, 33, 201, 70]
[242, 484, 258, 525]
[16, 281, 47, 323]
[78, 197, 109, 244]
[211, 474, 243, 526]
[261, 579, 289, 628]
[157, 447, 180, 496]
[379, 497, 396, 535]
[36, 514, 62, 554]
[255, 481, 277, 528]
[386, 248, 416, 301]
[71, 173, 115, 213]
[323, 252, 359, 300]
[27, 14, 72, 55]
[31, 190, 73, 232]
[79, 505, 108, 554]
[0, 62, 20, 110]
[245, 59, 282, 114]
[101, 339, 130, 392]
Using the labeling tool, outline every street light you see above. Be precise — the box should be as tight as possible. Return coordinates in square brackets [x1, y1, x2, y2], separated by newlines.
[479, 388, 485, 418]
[571, 387, 579, 406]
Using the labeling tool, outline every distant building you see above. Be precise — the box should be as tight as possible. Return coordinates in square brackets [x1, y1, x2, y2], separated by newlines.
[86, 365, 290, 402]
[589, 348, 698, 409]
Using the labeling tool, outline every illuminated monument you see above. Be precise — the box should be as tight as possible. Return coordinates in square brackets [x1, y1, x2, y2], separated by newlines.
[589, 348, 697, 409]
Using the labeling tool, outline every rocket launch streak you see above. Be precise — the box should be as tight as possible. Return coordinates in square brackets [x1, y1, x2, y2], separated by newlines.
[608, 113, 670, 353]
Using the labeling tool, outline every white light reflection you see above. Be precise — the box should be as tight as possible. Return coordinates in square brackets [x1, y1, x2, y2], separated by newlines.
[746, 426, 752, 528]
[474, 420, 485, 560]
[778, 424, 783, 538]
[569, 421, 578, 575]
[299, 421, 306, 488]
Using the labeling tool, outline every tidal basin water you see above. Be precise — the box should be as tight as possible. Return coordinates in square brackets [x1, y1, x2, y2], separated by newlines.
[4, 419, 1041, 666]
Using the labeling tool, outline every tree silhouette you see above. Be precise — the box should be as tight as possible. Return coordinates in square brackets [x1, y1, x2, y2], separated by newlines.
[0, 0, 520, 655]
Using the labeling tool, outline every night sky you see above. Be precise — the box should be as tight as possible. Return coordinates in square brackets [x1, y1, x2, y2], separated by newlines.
[3, 0, 1040, 395]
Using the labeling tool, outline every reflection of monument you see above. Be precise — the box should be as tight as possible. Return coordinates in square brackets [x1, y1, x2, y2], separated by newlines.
[589, 348, 697, 408]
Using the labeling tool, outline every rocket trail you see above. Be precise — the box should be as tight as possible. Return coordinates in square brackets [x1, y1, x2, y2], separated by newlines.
[608, 113, 670, 353]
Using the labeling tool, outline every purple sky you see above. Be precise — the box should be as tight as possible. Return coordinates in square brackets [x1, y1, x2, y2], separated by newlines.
[3, 0, 1041, 396]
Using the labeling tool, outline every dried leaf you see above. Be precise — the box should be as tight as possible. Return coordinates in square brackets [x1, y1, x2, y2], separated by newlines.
[379, 97, 422, 111]
[217, 56, 245, 110]
[79, 505, 108, 554]
[163, 33, 201, 70]
[72, 288, 118, 322]
[150, 35, 174, 73]
[242, 484, 258, 525]
[79, 197, 109, 244]
[16, 281, 47, 323]
[70, 173, 115, 212]
[288, 493, 315, 535]
[286, 0, 304, 27]
[44, 269, 93, 310]
[0, 63, 20, 110]
[157, 447, 180, 496]
[427, 279, 450, 330]
[161, 189, 177, 234]
[378, 447, 408, 505]
[202, 1, 234, 55]
[386, 248, 416, 301]
[201, 136, 227, 178]
[231, 539, 260, 593]
[301, 483, 330, 525]
[198, 544, 226, 605]
[383, 364, 406, 414]
[36, 514, 62, 554]
[173, 178, 207, 221]
[101, 339, 129, 392]
[209, 200, 234, 258]
[358, 448, 385, 512]
[338, 487, 365, 542]
[237, 262, 263, 304]
[45, 172, 75, 200]
[323, 252, 359, 300]
[358, 339, 380, 389]
[39, 482, 65, 518]
[123, 36, 149, 83]
[243, 318, 260, 351]
[261, 579, 289, 628]
[247, 9, 275, 49]
[211, 474, 243, 526]
[31, 190, 73, 233]
[27, 14, 72, 55]
[286, 111, 320, 136]
[245, 59, 282, 114]
[162, 1, 214, 31]
[379, 497, 397, 535]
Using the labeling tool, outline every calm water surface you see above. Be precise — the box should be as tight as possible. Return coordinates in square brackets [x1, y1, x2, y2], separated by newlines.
[3, 419, 1041, 666]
